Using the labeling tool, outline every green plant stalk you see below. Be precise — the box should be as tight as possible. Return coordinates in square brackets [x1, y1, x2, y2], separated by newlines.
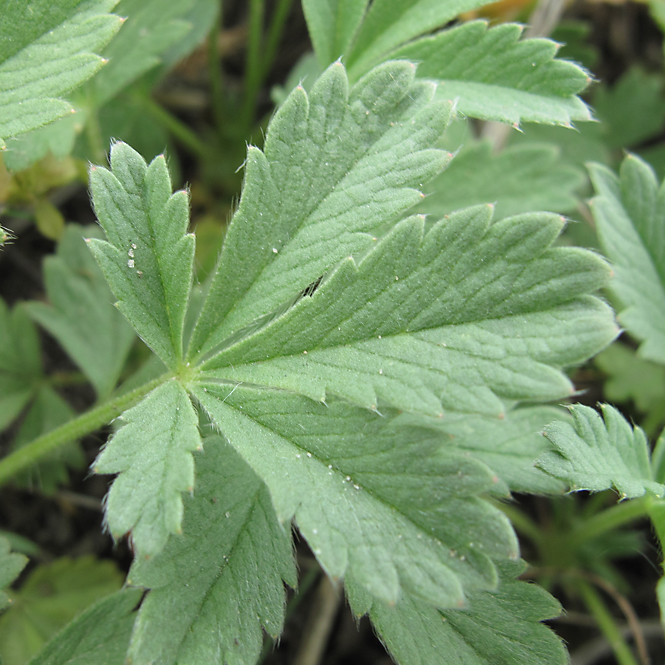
[84, 109, 107, 165]
[139, 95, 210, 159]
[0, 374, 169, 488]
[262, 0, 294, 78]
[569, 496, 653, 550]
[241, 0, 265, 132]
[207, 18, 226, 135]
[578, 580, 640, 665]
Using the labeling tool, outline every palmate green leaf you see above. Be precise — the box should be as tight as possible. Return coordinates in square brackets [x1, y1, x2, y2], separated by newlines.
[0, 556, 123, 665]
[126, 437, 296, 665]
[188, 60, 453, 360]
[88, 142, 195, 368]
[0, 0, 122, 148]
[0, 298, 42, 431]
[26, 225, 135, 399]
[28, 589, 141, 665]
[393, 21, 592, 126]
[538, 404, 665, 498]
[589, 154, 665, 364]
[0, 536, 27, 613]
[347, 559, 566, 665]
[192, 384, 518, 608]
[199, 208, 616, 418]
[417, 142, 585, 220]
[302, 0, 370, 68]
[402, 407, 568, 495]
[93, 379, 202, 557]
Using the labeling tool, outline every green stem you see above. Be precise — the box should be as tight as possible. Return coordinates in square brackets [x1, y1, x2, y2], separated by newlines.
[207, 18, 226, 135]
[85, 110, 107, 165]
[578, 580, 640, 665]
[0, 375, 169, 488]
[569, 496, 652, 550]
[262, 0, 294, 77]
[139, 96, 209, 159]
[241, 0, 265, 132]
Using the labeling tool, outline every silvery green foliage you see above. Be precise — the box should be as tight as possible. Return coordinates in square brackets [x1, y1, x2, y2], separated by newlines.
[74, 60, 616, 664]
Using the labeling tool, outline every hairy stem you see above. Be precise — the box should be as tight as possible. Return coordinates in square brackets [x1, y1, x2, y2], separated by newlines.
[0, 375, 169, 488]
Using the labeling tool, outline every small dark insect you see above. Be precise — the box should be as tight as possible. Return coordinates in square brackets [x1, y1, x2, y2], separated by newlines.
[300, 275, 323, 298]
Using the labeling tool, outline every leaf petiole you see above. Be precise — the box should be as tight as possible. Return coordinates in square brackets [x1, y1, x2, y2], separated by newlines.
[577, 579, 641, 665]
[0, 374, 170, 489]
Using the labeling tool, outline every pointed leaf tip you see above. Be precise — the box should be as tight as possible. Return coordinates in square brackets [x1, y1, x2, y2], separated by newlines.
[89, 143, 194, 368]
